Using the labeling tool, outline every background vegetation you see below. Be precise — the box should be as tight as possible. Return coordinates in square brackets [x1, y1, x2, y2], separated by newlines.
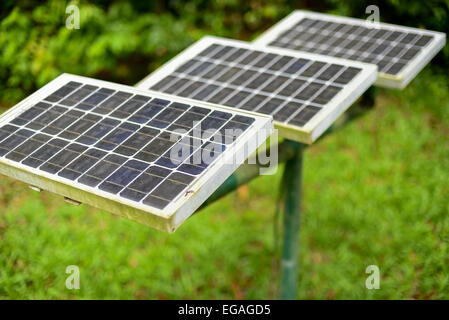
[0, 0, 448, 299]
[1, 0, 448, 106]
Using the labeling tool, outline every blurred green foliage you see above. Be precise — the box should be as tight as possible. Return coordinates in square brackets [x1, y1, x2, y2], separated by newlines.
[1, 0, 447, 106]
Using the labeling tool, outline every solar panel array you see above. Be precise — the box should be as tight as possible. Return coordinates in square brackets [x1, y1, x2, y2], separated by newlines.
[137, 37, 377, 143]
[3, 11, 442, 231]
[254, 11, 446, 88]
[0, 75, 269, 217]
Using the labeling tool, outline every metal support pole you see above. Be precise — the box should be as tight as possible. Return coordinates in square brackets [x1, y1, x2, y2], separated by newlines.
[280, 140, 303, 300]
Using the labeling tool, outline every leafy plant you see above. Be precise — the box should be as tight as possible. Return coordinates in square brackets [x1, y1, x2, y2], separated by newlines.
[1, 0, 447, 106]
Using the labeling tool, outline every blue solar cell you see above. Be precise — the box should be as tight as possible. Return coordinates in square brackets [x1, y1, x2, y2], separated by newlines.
[99, 160, 149, 194]
[78, 154, 127, 187]
[26, 106, 68, 131]
[128, 102, 164, 124]
[148, 108, 184, 129]
[40, 143, 88, 174]
[22, 139, 69, 168]
[95, 122, 139, 151]
[76, 118, 120, 145]
[58, 148, 107, 180]
[0, 129, 34, 156]
[44, 82, 82, 102]
[0, 125, 19, 142]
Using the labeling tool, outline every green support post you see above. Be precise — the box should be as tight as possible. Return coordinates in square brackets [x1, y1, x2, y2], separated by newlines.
[279, 140, 304, 300]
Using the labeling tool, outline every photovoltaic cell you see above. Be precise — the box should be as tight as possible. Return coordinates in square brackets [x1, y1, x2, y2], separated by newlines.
[0, 74, 269, 225]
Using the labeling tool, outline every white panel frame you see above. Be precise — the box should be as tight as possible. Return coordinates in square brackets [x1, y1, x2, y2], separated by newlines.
[254, 10, 446, 89]
[136, 36, 377, 144]
[0, 74, 273, 233]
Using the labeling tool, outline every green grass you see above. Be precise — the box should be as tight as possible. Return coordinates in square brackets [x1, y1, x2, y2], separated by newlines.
[0, 69, 448, 299]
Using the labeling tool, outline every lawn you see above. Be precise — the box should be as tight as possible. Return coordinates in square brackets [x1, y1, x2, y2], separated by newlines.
[0, 68, 448, 299]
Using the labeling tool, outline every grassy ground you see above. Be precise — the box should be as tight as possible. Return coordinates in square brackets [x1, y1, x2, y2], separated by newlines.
[0, 69, 448, 299]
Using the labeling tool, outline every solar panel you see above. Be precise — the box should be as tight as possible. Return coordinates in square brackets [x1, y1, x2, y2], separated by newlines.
[254, 10, 446, 89]
[136, 36, 377, 144]
[0, 74, 273, 232]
